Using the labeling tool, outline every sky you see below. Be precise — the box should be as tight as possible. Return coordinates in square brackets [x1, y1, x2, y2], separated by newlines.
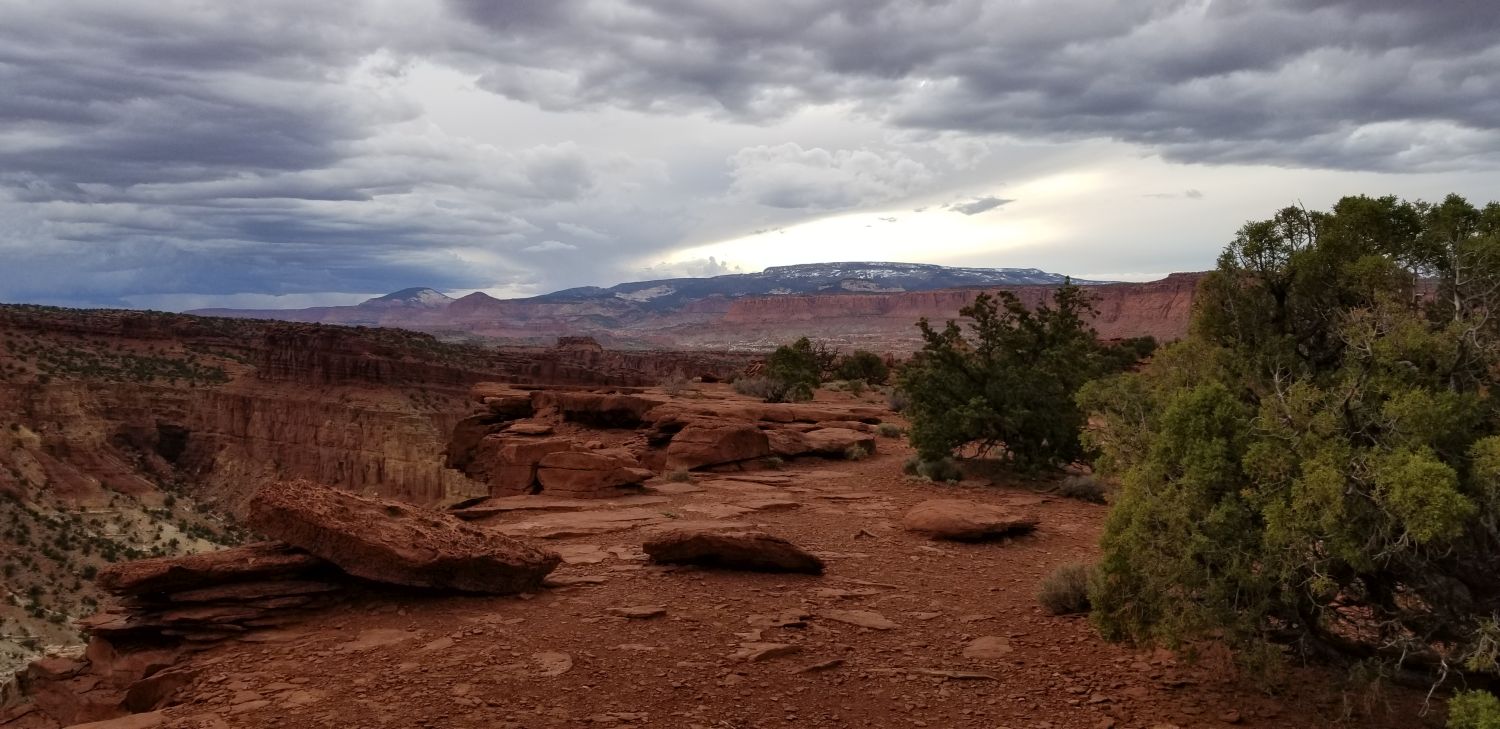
[1, 0, 1497, 310]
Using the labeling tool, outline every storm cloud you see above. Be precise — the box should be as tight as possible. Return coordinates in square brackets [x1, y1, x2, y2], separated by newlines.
[0, 0, 1497, 307]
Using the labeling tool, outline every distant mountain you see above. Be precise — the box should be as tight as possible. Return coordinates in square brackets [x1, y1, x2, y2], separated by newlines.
[536, 262, 1105, 311]
[359, 287, 453, 309]
[185, 262, 1161, 349]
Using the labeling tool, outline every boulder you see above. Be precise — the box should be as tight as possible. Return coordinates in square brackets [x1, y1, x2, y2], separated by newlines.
[248, 480, 560, 593]
[768, 427, 876, 458]
[468, 436, 577, 496]
[901, 499, 1040, 542]
[643, 529, 824, 574]
[505, 421, 555, 436]
[536, 450, 653, 497]
[97, 542, 330, 596]
[665, 423, 770, 470]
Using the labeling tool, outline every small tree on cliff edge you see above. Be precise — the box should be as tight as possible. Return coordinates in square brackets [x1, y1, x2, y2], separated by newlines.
[899, 280, 1122, 471]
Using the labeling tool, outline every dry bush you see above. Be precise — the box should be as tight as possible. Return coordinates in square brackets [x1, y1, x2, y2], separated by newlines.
[1056, 474, 1107, 504]
[876, 423, 905, 438]
[902, 456, 961, 482]
[1038, 563, 1093, 615]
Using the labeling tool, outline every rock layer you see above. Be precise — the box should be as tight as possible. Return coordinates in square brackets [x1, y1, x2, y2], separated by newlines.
[247, 480, 561, 593]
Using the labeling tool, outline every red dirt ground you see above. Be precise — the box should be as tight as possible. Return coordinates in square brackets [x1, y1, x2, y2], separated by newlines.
[100, 434, 1440, 729]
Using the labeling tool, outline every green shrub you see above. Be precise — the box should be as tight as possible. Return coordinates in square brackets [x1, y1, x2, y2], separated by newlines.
[762, 338, 822, 402]
[844, 444, 870, 461]
[763, 456, 785, 470]
[836, 350, 890, 384]
[1449, 691, 1500, 729]
[903, 456, 961, 482]
[1083, 194, 1500, 685]
[897, 283, 1146, 471]
[876, 423, 905, 438]
[1038, 563, 1093, 615]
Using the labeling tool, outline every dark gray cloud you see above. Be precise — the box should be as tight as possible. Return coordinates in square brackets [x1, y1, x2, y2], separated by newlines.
[0, 0, 1497, 308]
[448, 0, 1500, 171]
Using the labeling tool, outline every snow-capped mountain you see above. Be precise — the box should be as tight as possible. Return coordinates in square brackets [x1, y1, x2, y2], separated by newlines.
[357, 287, 454, 309]
[536, 262, 1105, 310]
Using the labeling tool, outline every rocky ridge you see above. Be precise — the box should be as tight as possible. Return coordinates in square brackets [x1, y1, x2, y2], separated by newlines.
[186, 267, 1204, 350]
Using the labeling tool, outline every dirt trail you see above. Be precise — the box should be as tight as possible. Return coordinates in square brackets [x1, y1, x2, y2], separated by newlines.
[105, 440, 1433, 729]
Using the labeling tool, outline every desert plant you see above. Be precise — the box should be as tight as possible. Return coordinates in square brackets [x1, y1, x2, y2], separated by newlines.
[762, 338, 822, 402]
[897, 282, 1146, 471]
[1055, 474, 1106, 504]
[1082, 194, 1500, 693]
[903, 456, 962, 483]
[876, 423, 905, 438]
[1450, 691, 1500, 729]
[763, 456, 786, 470]
[836, 350, 890, 384]
[886, 389, 910, 413]
[844, 444, 870, 461]
[665, 469, 693, 483]
[1038, 563, 1093, 615]
[844, 378, 867, 396]
[660, 374, 692, 397]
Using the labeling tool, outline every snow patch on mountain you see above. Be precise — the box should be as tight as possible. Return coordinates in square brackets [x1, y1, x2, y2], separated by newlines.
[615, 285, 676, 302]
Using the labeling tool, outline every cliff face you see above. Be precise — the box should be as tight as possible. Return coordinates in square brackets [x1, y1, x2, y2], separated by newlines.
[0, 306, 754, 673]
[184, 274, 1206, 351]
[720, 274, 1201, 340]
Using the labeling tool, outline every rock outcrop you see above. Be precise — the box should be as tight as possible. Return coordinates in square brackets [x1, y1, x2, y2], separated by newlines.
[643, 529, 825, 574]
[901, 499, 1040, 541]
[663, 423, 771, 471]
[247, 480, 561, 594]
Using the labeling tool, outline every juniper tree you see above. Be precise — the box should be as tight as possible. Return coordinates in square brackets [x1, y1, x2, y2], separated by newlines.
[1080, 195, 1500, 701]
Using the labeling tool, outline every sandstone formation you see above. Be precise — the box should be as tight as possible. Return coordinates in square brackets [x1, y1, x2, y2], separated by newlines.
[664, 423, 771, 471]
[643, 529, 825, 574]
[95, 541, 331, 596]
[247, 480, 561, 593]
[901, 499, 1040, 541]
[445, 383, 892, 498]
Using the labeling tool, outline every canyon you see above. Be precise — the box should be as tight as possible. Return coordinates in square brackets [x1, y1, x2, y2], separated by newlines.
[0, 305, 752, 678]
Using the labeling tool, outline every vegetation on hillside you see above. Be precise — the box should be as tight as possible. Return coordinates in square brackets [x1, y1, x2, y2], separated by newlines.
[1078, 195, 1500, 714]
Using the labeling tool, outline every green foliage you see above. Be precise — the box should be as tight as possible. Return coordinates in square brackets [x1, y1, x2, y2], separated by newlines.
[898, 282, 1146, 471]
[836, 350, 890, 385]
[1450, 691, 1500, 729]
[1084, 194, 1500, 682]
[875, 423, 905, 438]
[757, 337, 823, 402]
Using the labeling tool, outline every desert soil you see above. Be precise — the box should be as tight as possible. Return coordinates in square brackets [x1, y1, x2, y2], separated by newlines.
[105, 435, 1438, 729]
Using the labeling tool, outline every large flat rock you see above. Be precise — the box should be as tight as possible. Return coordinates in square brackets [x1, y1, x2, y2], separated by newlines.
[643, 529, 824, 574]
[97, 542, 330, 596]
[248, 480, 560, 594]
[901, 499, 1039, 542]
